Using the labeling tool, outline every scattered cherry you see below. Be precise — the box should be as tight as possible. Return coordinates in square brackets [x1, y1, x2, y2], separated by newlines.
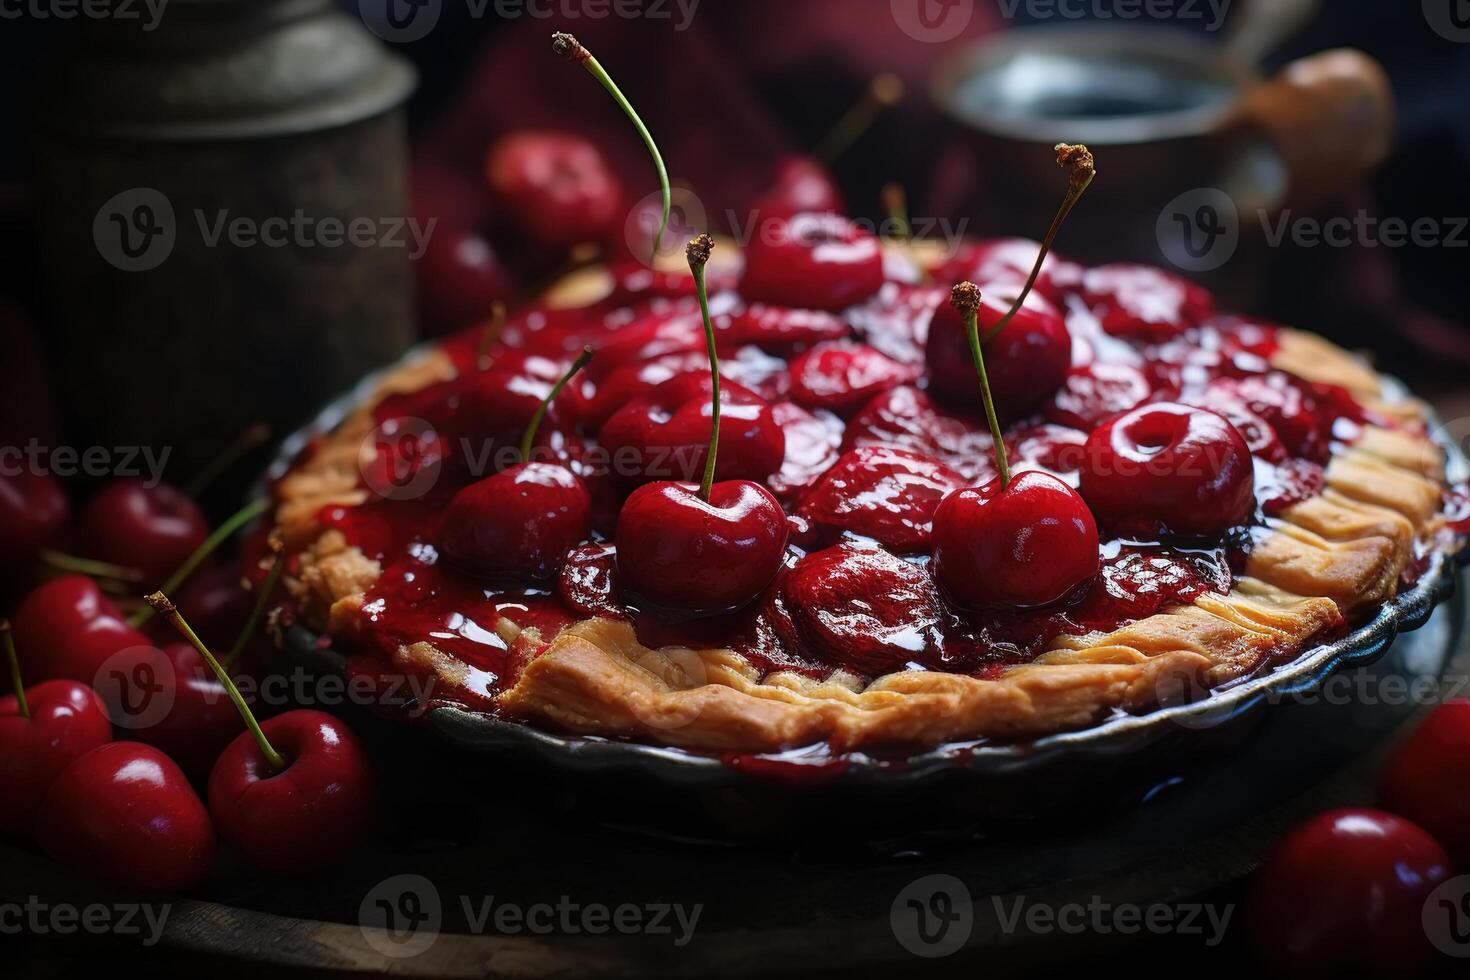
[754, 154, 844, 220]
[1079, 402, 1255, 537]
[36, 742, 215, 891]
[1245, 808, 1451, 976]
[0, 469, 68, 573]
[485, 130, 623, 249]
[415, 226, 515, 338]
[78, 478, 209, 585]
[0, 620, 112, 839]
[1379, 698, 1470, 865]
[12, 574, 152, 685]
[741, 212, 885, 312]
[615, 236, 789, 616]
[109, 641, 242, 784]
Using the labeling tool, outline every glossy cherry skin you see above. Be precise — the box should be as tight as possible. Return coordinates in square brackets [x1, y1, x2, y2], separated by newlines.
[78, 478, 209, 585]
[12, 575, 153, 685]
[599, 374, 785, 486]
[741, 213, 885, 313]
[438, 462, 592, 583]
[924, 281, 1072, 420]
[930, 238, 1083, 304]
[1080, 402, 1255, 537]
[207, 710, 375, 875]
[1379, 698, 1470, 865]
[37, 742, 215, 892]
[931, 471, 1100, 609]
[753, 154, 844, 220]
[1245, 808, 1452, 976]
[416, 226, 515, 338]
[0, 470, 68, 571]
[0, 680, 112, 838]
[486, 130, 623, 249]
[615, 481, 789, 616]
[107, 642, 242, 784]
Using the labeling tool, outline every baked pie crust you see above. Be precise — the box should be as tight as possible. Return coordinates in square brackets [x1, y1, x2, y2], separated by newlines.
[274, 248, 1457, 754]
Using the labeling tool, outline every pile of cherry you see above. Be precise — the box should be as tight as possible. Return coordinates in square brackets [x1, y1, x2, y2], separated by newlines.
[0, 472, 375, 892]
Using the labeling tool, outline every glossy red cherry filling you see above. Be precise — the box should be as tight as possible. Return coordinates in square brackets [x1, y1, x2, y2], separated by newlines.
[1045, 362, 1152, 431]
[787, 341, 920, 414]
[439, 462, 592, 583]
[741, 213, 885, 312]
[930, 238, 1082, 305]
[932, 471, 1100, 609]
[794, 446, 965, 553]
[924, 281, 1072, 419]
[843, 385, 995, 482]
[1080, 402, 1255, 536]
[1082, 263, 1214, 342]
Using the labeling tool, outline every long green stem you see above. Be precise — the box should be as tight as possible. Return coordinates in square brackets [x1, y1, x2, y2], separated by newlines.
[184, 423, 271, 498]
[38, 549, 143, 584]
[1, 621, 27, 719]
[519, 347, 594, 464]
[128, 497, 270, 628]
[687, 236, 719, 501]
[813, 73, 905, 167]
[953, 283, 1011, 489]
[147, 591, 285, 772]
[222, 535, 285, 671]
[553, 32, 669, 264]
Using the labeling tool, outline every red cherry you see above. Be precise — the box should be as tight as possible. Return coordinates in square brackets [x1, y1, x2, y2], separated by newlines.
[0, 470, 68, 572]
[415, 227, 515, 338]
[37, 742, 215, 891]
[1246, 808, 1451, 976]
[108, 642, 242, 784]
[1210, 374, 1329, 463]
[844, 385, 995, 482]
[1081, 263, 1214, 342]
[932, 470, 1100, 609]
[78, 478, 209, 585]
[753, 154, 844, 220]
[1079, 402, 1254, 536]
[930, 238, 1082, 304]
[12, 575, 152, 685]
[787, 341, 921, 414]
[207, 709, 375, 875]
[1175, 388, 1286, 462]
[615, 480, 788, 616]
[439, 462, 592, 583]
[795, 446, 964, 553]
[599, 374, 785, 486]
[925, 281, 1072, 419]
[1380, 698, 1470, 865]
[1044, 362, 1152, 431]
[167, 563, 256, 645]
[741, 213, 885, 312]
[486, 130, 623, 249]
[0, 679, 112, 839]
[723, 303, 851, 354]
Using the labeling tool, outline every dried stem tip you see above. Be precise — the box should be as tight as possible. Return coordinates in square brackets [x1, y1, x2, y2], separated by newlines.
[145, 591, 176, 615]
[551, 31, 589, 62]
[1055, 143, 1095, 190]
[685, 234, 714, 269]
[949, 281, 982, 314]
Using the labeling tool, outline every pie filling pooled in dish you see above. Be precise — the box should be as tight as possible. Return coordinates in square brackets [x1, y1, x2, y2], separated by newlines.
[272, 234, 1464, 754]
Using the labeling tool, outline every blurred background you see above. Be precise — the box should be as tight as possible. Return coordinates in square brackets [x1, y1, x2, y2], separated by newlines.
[0, 0, 1468, 504]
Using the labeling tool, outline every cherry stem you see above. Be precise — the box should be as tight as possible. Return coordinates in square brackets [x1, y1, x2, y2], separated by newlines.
[184, 423, 271, 498]
[476, 301, 507, 369]
[981, 143, 1097, 344]
[686, 235, 720, 502]
[813, 73, 905, 167]
[37, 549, 144, 584]
[519, 347, 595, 464]
[222, 532, 285, 671]
[147, 591, 285, 772]
[953, 282, 1011, 489]
[553, 32, 669, 264]
[127, 497, 271, 629]
[1, 620, 28, 719]
[882, 183, 913, 241]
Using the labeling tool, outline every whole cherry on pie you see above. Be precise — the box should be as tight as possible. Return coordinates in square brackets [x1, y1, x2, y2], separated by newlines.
[1079, 402, 1255, 537]
[616, 236, 789, 615]
[741, 212, 885, 312]
[439, 348, 595, 583]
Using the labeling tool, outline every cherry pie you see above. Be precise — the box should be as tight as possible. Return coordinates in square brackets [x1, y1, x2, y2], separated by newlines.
[271, 228, 1463, 754]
